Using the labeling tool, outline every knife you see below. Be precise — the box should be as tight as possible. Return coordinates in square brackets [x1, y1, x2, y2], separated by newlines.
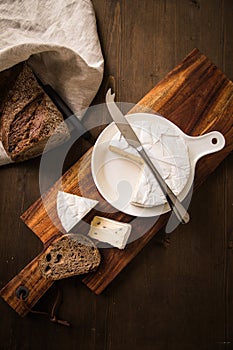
[105, 89, 190, 224]
[35, 74, 95, 144]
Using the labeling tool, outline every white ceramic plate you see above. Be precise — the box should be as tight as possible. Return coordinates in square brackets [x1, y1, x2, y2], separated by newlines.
[91, 113, 225, 217]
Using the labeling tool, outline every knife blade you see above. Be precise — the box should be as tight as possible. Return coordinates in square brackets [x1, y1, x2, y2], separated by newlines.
[105, 89, 190, 224]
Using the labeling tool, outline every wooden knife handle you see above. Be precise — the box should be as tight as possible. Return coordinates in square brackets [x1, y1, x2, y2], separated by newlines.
[0, 253, 53, 317]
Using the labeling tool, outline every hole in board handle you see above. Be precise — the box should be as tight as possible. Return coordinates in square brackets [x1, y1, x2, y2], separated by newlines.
[16, 285, 29, 300]
[211, 138, 218, 145]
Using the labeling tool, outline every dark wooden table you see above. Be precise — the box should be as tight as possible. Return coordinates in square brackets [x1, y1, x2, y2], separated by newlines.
[0, 1, 232, 349]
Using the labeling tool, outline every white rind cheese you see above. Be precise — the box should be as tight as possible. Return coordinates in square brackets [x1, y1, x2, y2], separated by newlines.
[57, 191, 98, 232]
[88, 216, 131, 249]
[0, 141, 13, 166]
[109, 121, 190, 207]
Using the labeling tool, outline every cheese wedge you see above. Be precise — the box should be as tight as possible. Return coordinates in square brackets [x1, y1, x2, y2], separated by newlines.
[109, 120, 190, 207]
[88, 216, 131, 249]
[0, 141, 13, 165]
[57, 191, 98, 232]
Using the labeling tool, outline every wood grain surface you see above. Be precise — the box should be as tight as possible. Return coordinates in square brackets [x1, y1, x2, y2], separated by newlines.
[2, 48, 232, 317]
[0, 1, 233, 350]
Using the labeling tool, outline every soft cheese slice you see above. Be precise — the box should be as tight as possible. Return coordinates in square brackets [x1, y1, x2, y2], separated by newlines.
[0, 141, 13, 166]
[57, 191, 98, 232]
[88, 216, 131, 249]
[109, 120, 190, 207]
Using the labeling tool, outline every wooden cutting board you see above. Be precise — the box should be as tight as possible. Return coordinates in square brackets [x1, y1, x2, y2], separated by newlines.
[1, 48, 233, 316]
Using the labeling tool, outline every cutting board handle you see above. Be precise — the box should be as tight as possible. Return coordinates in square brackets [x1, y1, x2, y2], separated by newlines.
[185, 131, 225, 163]
[0, 254, 53, 316]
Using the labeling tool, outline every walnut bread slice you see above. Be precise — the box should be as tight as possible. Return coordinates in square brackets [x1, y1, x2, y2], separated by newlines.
[39, 234, 101, 280]
[0, 63, 70, 162]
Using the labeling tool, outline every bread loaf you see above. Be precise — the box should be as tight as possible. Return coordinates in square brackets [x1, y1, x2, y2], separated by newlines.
[39, 234, 101, 280]
[0, 63, 23, 115]
[0, 63, 70, 162]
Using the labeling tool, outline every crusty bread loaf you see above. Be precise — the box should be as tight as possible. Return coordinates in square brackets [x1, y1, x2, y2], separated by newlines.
[0, 63, 69, 162]
[39, 234, 101, 280]
[0, 63, 23, 116]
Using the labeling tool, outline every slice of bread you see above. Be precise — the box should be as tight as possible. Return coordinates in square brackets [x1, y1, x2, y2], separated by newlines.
[0, 63, 70, 162]
[39, 234, 101, 280]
